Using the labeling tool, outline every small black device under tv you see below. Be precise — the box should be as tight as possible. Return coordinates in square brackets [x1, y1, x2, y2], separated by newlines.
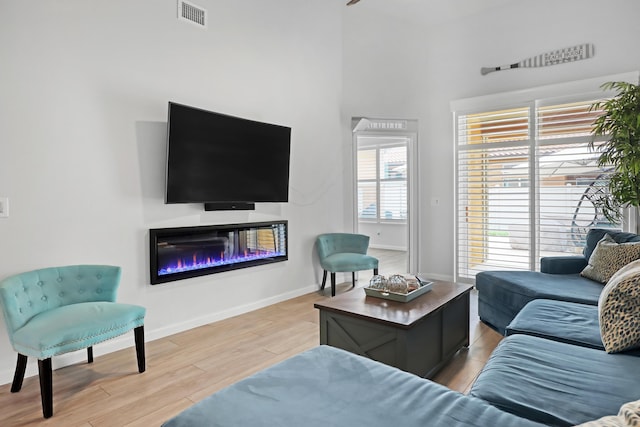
[165, 102, 291, 211]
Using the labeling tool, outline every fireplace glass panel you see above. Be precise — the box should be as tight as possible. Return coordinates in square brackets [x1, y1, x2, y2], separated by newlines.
[150, 221, 287, 284]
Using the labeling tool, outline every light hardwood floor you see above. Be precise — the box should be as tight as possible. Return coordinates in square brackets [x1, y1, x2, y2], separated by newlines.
[367, 248, 408, 276]
[0, 285, 502, 426]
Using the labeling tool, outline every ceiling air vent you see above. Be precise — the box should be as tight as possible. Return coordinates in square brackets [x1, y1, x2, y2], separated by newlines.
[178, 0, 207, 28]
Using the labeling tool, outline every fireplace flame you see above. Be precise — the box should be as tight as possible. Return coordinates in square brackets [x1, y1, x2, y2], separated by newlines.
[158, 248, 285, 276]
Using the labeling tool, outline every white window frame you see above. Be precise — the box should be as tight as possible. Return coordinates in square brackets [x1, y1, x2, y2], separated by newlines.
[356, 139, 408, 224]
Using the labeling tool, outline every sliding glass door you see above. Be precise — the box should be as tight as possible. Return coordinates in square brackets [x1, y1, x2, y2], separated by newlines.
[455, 98, 617, 281]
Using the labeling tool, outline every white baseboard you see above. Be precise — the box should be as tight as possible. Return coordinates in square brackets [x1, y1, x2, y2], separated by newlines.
[423, 272, 455, 282]
[0, 284, 318, 386]
[369, 244, 407, 251]
[145, 284, 317, 342]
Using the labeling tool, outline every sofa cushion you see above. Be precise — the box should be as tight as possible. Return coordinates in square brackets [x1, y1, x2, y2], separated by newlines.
[470, 334, 640, 426]
[162, 345, 545, 427]
[599, 259, 640, 353]
[476, 270, 603, 333]
[581, 234, 640, 283]
[506, 299, 604, 350]
[506, 299, 640, 356]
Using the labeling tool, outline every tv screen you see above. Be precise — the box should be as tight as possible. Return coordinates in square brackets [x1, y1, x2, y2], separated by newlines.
[165, 102, 291, 205]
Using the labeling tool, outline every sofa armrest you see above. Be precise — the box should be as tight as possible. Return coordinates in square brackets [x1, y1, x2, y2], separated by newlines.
[540, 256, 587, 274]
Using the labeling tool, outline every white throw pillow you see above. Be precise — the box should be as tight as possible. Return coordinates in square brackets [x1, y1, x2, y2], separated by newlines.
[576, 399, 640, 426]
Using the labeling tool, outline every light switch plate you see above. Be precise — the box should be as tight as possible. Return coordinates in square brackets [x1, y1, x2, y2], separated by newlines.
[0, 197, 9, 218]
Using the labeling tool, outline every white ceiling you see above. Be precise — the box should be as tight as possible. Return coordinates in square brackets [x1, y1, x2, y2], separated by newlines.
[348, 0, 514, 25]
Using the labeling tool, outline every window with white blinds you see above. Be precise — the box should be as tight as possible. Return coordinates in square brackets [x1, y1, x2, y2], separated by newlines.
[456, 98, 616, 280]
[357, 138, 408, 222]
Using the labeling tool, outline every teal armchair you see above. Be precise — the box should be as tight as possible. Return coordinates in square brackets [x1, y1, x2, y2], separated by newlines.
[316, 233, 379, 297]
[0, 265, 146, 418]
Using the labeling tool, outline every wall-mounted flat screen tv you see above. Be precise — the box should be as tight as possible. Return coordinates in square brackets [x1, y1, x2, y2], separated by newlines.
[165, 102, 291, 209]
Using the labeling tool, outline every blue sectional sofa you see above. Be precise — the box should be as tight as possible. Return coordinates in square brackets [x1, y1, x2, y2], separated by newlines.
[476, 228, 640, 334]
[162, 228, 640, 426]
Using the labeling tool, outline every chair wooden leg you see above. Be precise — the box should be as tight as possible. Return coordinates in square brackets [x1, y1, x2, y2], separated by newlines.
[11, 353, 28, 392]
[330, 272, 336, 297]
[38, 358, 53, 419]
[134, 326, 146, 373]
[352, 272, 356, 288]
[320, 270, 327, 290]
[87, 346, 93, 363]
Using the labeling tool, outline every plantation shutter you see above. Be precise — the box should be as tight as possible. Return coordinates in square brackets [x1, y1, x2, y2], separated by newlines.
[357, 138, 408, 222]
[457, 107, 532, 276]
[357, 147, 378, 219]
[535, 100, 612, 255]
[456, 99, 615, 281]
[379, 145, 407, 220]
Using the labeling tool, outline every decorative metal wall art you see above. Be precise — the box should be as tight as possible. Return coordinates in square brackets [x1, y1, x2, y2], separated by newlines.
[481, 43, 595, 75]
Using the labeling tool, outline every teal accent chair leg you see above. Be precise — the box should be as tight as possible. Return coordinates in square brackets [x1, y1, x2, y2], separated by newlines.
[135, 326, 146, 373]
[34, 328, 144, 419]
[353, 268, 378, 290]
[38, 358, 53, 419]
[11, 353, 27, 392]
[326, 269, 379, 297]
[330, 273, 336, 297]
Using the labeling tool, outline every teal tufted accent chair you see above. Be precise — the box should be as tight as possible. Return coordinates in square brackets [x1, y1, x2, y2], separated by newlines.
[0, 265, 146, 418]
[316, 233, 379, 297]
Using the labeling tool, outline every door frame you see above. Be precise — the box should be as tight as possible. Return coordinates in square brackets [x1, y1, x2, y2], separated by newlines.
[351, 118, 419, 274]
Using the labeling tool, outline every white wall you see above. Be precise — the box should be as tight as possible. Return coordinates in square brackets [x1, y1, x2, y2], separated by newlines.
[0, 0, 343, 384]
[343, 0, 640, 280]
[358, 222, 407, 250]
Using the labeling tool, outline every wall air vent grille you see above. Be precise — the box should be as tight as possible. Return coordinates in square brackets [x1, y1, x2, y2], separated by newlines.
[178, 0, 207, 28]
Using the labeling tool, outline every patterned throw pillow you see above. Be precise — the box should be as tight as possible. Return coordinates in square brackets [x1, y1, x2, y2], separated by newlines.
[598, 259, 640, 353]
[576, 399, 640, 426]
[581, 234, 640, 283]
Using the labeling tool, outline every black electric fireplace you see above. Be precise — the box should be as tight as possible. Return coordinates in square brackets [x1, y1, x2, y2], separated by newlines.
[149, 221, 288, 284]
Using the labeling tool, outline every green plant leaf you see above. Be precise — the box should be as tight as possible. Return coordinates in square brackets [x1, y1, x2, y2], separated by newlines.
[590, 81, 640, 221]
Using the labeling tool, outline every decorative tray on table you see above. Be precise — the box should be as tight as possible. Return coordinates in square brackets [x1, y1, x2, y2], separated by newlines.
[364, 274, 433, 303]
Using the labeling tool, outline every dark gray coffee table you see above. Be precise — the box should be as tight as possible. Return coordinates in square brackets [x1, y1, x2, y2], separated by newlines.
[314, 280, 472, 378]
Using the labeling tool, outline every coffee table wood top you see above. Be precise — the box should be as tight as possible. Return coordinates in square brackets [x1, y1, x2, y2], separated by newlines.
[314, 280, 473, 329]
